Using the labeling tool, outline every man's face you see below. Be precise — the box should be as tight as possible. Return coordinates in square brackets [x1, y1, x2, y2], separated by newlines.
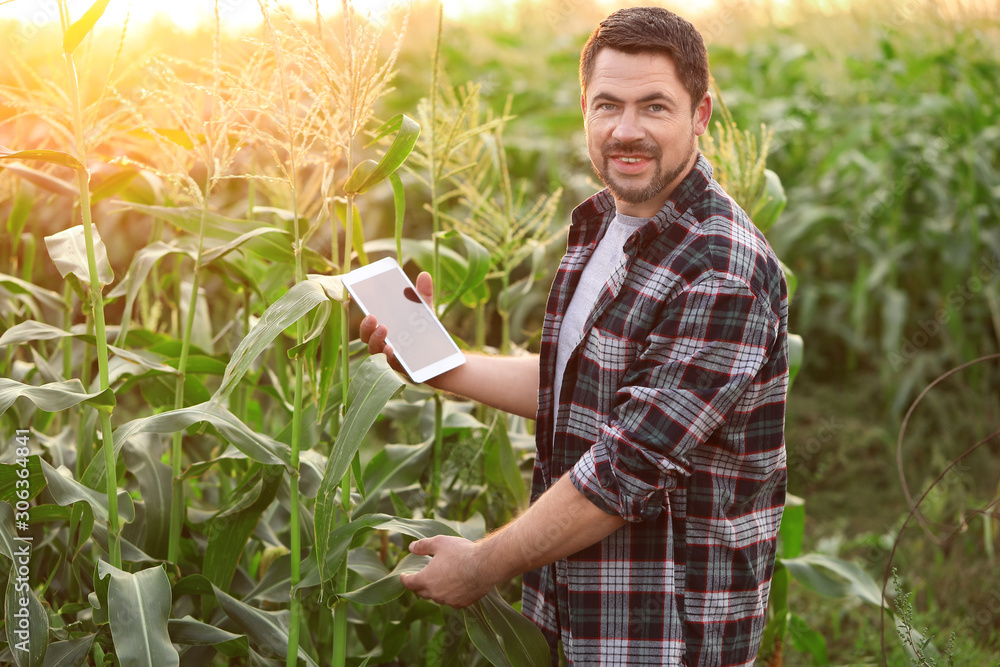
[582, 49, 711, 218]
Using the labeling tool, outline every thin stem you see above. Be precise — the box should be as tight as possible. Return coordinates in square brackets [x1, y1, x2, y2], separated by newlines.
[168, 196, 210, 563]
[59, 0, 120, 568]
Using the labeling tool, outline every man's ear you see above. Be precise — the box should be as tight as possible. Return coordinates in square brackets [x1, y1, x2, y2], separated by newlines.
[580, 92, 587, 117]
[693, 92, 712, 136]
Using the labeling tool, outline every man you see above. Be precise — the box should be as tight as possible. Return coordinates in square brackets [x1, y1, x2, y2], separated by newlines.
[360, 7, 788, 666]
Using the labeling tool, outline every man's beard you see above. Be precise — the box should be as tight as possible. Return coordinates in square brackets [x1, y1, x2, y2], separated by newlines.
[592, 138, 694, 207]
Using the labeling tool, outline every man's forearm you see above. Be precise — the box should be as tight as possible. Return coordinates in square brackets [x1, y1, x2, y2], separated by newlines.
[478, 474, 626, 582]
[430, 352, 540, 420]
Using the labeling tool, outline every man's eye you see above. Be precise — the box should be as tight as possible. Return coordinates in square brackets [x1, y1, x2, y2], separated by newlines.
[600, 103, 616, 111]
[649, 104, 665, 112]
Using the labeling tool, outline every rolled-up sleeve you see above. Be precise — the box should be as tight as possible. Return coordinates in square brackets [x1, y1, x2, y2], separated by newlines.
[569, 275, 778, 522]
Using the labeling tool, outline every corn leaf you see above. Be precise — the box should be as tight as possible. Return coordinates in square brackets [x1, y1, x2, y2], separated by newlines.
[62, 0, 112, 54]
[351, 439, 433, 517]
[214, 278, 334, 403]
[36, 635, 95, 667]
[0, 273, 63, 312]
[468, 590, 552, 667]
[40, 460, 135, 525]
[5, 565, 49, 667]
[109, 402, 293, 478]
[167, 618, 249, 658]
[0, 456, 46, 506]
[0, 163, 77, 197]
[314, 355, 404, 585]
[97, 561, 179, 667]
[0, 379, 115, 415]
[122, 437, 172, 560]
[91, 169, 139, 203]
[341, 552, 429, 605]
[0, 145, 84, 171]
[44, 225, 114, 289]
[753, 169, 786, 233]
[203, 466, 282, 590]
[212, 585, 319, 667]
[778, 493, 805, 559]
[6, 193, 31, 255]
[781, 553, 885, 608]
[483, 418, 528, 507]
[344, 114, 420, 195]
[116, 204, 297, 265]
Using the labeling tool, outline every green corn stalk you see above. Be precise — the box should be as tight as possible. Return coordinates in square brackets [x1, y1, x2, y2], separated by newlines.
[255, 6, 307, 665]
[58, 0, 121, 569]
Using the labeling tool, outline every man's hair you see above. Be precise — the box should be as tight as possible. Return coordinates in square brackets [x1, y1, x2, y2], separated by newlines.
[579, 6, 709, 112]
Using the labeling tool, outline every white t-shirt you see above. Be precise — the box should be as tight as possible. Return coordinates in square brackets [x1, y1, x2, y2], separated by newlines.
[552, 211, 647, 411]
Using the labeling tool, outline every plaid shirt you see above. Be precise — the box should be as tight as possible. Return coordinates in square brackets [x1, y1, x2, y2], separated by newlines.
[521, 154, 788, 666]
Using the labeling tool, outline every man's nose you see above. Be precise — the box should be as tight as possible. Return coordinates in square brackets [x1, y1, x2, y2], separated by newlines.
[611, 107, 644, 144]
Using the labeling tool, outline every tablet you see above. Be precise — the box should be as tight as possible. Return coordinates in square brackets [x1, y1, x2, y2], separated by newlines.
[343, 257, 466, 383]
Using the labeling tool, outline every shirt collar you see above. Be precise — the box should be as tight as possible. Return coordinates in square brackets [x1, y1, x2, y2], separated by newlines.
[570, 153, 714, 238]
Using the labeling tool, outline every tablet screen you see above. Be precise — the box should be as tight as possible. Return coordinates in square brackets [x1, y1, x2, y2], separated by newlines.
[346, 262, 463, 379]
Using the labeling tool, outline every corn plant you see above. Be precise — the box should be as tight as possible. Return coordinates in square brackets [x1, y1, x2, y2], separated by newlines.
[0, 1, 551, 665]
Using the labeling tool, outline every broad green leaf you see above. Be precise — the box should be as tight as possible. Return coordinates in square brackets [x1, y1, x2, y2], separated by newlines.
[464, 601, 512, 667]
[0, 145, 83, 170]
[6, 564, 49, 667]
[754, 169, 786, 233]
[0, 378, 114, 415]
[314, 355, 404, 585]
[107, 242, 193, 345]
[474, 589, 552, 667]
[787, 333, 803, 388]
[439, 230, 491, 316]
[347, 547, 391, 582]
[212, 585, 319, 667]
[122, 437, 172, 559]
[0, 503, 19, 562]
[778, 258, 797, 303]
[116, 203, 298, 265]
[0, 320, 95, 347]
[0, 273, 63, 312]
[344, 114, 420, 195]
[44, 225, 114, 288]
[779, 493, 805, 559]
[341, 552, 429, 605]
[91, 170, 138, 203]
[0, 163, 77, 197]
[201, 227, 291, 264]
[97, 561, 179, 667]
[6, 193, 31, 255]
[0, 456, 46, 506]
[168, 617, 249, 658]
[203, 466, 282, 590]
[110, 401, 293, 476]
[484, 417, 528, 507]
[40, 635, 95, 667]
[40, 460, 135, 524]
[215, 279, 333, 402]
[352, 439, 433, 517]
[781, 553, 885, 608]
[62, 0, 112, 53]
[788, 613, 828, 665]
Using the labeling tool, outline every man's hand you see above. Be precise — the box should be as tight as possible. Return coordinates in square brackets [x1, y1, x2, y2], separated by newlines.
[399, 536, 497, 608]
